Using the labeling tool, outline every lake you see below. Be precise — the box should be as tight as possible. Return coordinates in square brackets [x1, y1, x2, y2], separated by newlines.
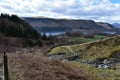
[103, 31, 116, 35]
[41, 32, 66, 36]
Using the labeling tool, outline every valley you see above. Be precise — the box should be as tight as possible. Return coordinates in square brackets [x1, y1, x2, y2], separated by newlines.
[0, 0, 120, 79]
[0, 14, 120, 80]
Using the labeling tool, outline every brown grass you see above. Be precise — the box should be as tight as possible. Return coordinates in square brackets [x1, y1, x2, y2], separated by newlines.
[6, 53, 95, 80]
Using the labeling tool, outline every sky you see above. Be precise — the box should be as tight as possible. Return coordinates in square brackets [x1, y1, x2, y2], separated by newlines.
[0, 0, 120, 23]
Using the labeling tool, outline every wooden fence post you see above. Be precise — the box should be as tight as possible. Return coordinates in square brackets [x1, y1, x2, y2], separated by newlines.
[3, 52, 9, 80]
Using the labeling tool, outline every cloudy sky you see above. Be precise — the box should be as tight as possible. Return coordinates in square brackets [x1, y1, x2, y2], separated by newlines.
[0, 0, 120, 23]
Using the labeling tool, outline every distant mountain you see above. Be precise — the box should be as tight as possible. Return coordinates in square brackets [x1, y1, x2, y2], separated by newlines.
[112, 23, 120, 28]
[24, 17, 116, 33]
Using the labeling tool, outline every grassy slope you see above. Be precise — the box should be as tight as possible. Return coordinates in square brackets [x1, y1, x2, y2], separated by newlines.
[48, 46, 71, 55]
[48, 35, 120, 80]
[49, 35, 120, 61]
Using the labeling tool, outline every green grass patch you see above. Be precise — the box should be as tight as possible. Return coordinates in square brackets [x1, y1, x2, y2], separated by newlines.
[48, 46, 71, 54]
[71, 62, 120, 80]
[68, 35, 106, 43]
[68, 37, 96, 42]
[94, 35, 106, 39]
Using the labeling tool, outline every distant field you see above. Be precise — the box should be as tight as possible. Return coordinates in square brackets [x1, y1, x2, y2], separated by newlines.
[68, 35, 106, 43]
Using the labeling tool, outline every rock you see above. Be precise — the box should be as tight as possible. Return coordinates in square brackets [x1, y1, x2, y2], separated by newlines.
[98, 64, 109, 69]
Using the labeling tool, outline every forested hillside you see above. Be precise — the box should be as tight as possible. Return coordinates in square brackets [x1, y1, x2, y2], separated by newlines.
[0, 14, 39, 39]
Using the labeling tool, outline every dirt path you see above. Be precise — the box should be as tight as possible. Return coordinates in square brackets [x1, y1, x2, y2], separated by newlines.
[66, 46, 75, 54]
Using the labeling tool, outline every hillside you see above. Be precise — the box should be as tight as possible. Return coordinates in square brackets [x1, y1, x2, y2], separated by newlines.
[0, 14, 43, 50]
[47, 35, 120, 80]
[24, 17, 116, 32]
[112, 23, 120, 28]
[0, 14, 39, 39]
[0, 53, 94, 80]
[96, 22, 114, 30]
[48, 35, 120, 61]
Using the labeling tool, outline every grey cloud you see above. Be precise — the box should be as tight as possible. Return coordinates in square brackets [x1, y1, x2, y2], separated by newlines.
[0, 0, 120, 23]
